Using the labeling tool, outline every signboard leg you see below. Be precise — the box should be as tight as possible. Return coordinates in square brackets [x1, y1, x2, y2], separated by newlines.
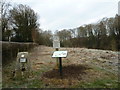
[59, 57, 62, 78]
[55, 48, 59, 69]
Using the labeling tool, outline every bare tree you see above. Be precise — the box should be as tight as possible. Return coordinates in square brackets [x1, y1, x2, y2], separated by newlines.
[1, 0, 11, 40]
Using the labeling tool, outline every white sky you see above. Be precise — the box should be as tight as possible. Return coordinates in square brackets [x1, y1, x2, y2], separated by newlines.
[10, 0, 119, 33]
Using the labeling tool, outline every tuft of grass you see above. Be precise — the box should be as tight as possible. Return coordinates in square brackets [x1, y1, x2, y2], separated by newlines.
[27, 79, 44, 88]
[2, 56, 119, 88]
[70, 63, 119, 88]
[83, 78, 118, 88]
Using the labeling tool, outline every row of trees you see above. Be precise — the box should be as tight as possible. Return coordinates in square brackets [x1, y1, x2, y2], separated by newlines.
[1, 1, 53, 44]
[1, 1, 37, 42]
[1, 1, 119, 51]
[55, 15, 120, 51]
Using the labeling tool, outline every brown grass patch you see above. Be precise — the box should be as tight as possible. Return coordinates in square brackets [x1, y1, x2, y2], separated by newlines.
[42, 64, 91, 79]
[41, 64, 107, 88]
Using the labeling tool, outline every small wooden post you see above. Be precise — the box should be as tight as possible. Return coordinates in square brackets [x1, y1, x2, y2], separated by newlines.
[55, 48, 59, 69]
[59, 57, 62, 77]
[53, 35, 60, 69]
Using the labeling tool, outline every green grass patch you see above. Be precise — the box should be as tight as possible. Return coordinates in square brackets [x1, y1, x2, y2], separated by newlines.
[71, 65, 118, 88]
[75, 78, 118, 88]
[2, 58, 119, 88]
[27, 79, 44, 88]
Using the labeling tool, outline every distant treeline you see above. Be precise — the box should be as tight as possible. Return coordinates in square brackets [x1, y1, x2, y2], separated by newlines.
[1, 1, 120, 51]
[2, 41, 38, 65]
[55, 15, 120, 51]
[34, 15, 120, 51]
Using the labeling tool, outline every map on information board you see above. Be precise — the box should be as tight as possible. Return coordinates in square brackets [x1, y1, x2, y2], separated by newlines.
[52, 51, 67, 58]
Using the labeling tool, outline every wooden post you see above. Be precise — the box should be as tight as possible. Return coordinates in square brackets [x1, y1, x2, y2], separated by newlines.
[59, 57, 62, 77]
[55, 48, 59, 69]
[52, 51, 68, 78]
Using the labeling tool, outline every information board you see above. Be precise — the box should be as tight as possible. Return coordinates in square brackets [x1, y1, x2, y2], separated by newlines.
[17, 52, 28, 63]
[53, 41, 60, 48]
[52, 51, 67, 58]
[20, 58, 27, 63]
[53, 35, 60, 48]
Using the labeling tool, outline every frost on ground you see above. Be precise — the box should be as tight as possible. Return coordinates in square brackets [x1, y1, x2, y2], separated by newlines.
[28, 46, 119, 88]
[30, 46, 119, 74]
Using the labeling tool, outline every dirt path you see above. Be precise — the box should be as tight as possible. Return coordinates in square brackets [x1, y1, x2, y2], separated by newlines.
[29, 46, 55, 70]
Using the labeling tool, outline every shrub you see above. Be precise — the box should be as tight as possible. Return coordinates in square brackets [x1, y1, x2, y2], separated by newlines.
[2, 41, 38, 65]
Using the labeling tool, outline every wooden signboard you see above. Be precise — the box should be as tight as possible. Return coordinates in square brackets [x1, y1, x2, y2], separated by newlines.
[52, 51, 68, 77]
[52, 51, 67, 58]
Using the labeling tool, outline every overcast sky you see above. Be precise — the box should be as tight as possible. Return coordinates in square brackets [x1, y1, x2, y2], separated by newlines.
[10, 0, 119, 33]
